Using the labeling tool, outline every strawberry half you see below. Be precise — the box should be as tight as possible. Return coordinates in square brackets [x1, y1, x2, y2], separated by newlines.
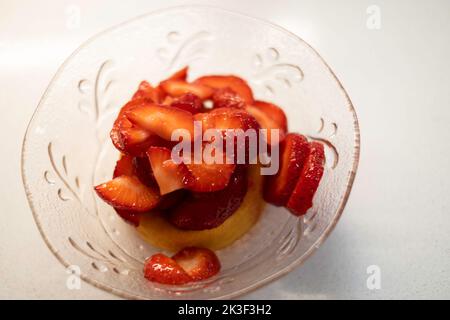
[147, 146, 187, 195]
[263, 133, 310, 206]
[94, 175, 160, 212]
[160, 80, 214, 100]
[169, 166, 247, 230]
[144, 253, 192, 285]
[170, 92, 203, 114]
[132, 81, 165, 103]
[212, 88, 246, 109]
[287, 142, 325, 216]
[194, 75, 254, 104]
[245, 100, 288, 144]
[172, 247, 221, 281]
[126, 103, 194, 141]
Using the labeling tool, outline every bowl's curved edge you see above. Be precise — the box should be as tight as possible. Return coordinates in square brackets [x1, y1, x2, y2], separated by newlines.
[21, 4, 360, 300]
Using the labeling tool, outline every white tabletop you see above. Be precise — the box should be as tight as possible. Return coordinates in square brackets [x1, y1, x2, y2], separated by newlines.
[1, 0, 449, 299]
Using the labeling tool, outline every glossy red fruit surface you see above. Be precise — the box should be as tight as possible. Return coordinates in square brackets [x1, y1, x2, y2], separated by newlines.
[287, 142, 325, 216]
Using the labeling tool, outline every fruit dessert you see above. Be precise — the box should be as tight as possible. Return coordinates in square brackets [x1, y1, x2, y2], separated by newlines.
[94, 66, 325, 285]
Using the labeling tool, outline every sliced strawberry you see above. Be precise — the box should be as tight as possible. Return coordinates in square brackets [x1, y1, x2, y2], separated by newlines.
[170, 92, 203, 114]
[147, 147, 187, 195]
[111, 118, 158, 156]
[132, 81, 165, 103]
[194, 75, 254, 104]
[114, 209, 141, 226]
[111, 155, 150, 225]
[126, 103, 194, 141]
[94, 175, 160, 212]
[113, 154, 135, 178]
[263, 134, 310, 206]
[183, 156, 236, 193]
[172, 247, 221, 281]
[144, 253, 192, 285]
[165, 66, 189, 81]
[169, 166, 247, 230]
[194, 108, 260, 165]
[245, 100, 288, 144]
[110, 99, 165, 156]
[160, 80, 213, 100]
[196, 107, 260, 132]
[212, 87, 246, 109]
[287, 142, 325, 216]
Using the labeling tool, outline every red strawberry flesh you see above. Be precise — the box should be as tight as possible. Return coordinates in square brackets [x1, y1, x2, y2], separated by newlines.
[170, 92, 203, 114]
[194, 75, 254, 104]
[126, 103, 195, 141]
[165, 66, 189, 81]
[147, 146, 187, 195]
[263, 133, 310, 206]
[114, 209, 141, 226]
[160, 80, 214, 100]
[212, 88, 246, 109]
[94, 175, 160, 212]
[245, 100, 288, 144]
[132, 81, 165, 103]
[172, 247, 221, 281]
[113, 154, 135, 178]
[144, 253, 192, 285]
[286, 142, 325, 216]
[169, 166, 247, 230]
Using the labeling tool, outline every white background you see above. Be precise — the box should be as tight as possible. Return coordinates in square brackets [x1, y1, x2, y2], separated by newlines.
[1, 0, 449, 299]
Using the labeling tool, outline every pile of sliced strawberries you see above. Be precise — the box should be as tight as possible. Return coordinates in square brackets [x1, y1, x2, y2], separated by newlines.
[94, 66, 325, 284]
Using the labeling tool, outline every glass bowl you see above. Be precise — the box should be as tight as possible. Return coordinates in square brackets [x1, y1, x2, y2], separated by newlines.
[21, 6, 359, 299]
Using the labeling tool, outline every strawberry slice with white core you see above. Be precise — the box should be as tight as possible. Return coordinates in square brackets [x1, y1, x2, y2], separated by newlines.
[126, 103, 195, 141]
[147, 147, 186, 195]
[144, 253, 192, 285]
[286, 142, 325, 216]
[94, 175, 160, 212]
[172, 247, 221, 281]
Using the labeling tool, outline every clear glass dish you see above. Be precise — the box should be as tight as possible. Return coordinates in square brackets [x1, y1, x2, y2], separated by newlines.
[21, 5, 360, 299]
